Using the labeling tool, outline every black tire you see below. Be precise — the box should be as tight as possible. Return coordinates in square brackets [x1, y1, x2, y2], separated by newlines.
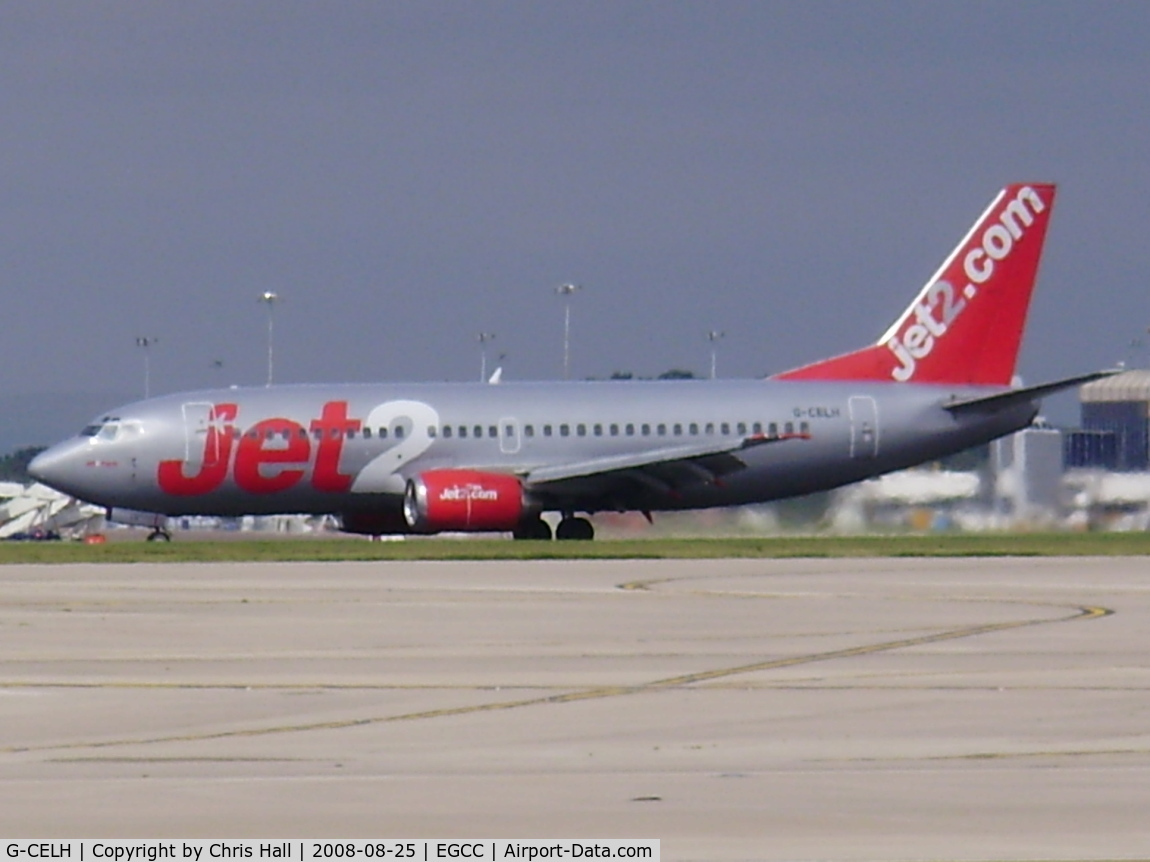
[513, 517, 553, 540]
[555, 516, 594, 541]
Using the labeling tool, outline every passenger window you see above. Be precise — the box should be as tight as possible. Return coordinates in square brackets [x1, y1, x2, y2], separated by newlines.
[784, 421, 794, 435]
[362, 427, 372, 439]
[504, 425, 513, 437]
[560, 424, 570, 437]
[394, 426, 405, 439]
[657, 424, 667, 436]
[609, 424, 619, 436]
[800, 421, 810, 435]
[768, 422, 778, 437]
[543, 425, 553, 437]
[428, 426, 437, 438]
[379, 427, 389, 439]
[525, 425, 535, 437]
[593, 424, 603, 436]
[641, 424, 651, 436]
[720, 422, 730, 435]
[752, 422, 762, 435]
[705, 422, 714, 435]
[312, 429, 323, 440]
[576, 424, 586, 437]
[673, 423, 682, 436]
[459, 426, 468, 439]
[474, 425, 483, 439]
[626, 423, 635, 436]
[689, 423, 698, 435]
[736, 422, 747, 435]
[443, 426, 453, 438]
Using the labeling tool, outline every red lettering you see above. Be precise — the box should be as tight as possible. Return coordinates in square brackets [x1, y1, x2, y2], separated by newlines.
[157, 403, 238, 496]
[233, 418, 310, 493]
[156, 400, 363, 497]
[310, 401, 361, 493]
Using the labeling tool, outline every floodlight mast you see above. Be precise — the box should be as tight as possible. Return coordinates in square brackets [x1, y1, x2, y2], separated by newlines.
[259, 292, 281, 386]
[135, 336, 158, 398]
[555, 283, 581, 380]
[477, 332, 497, 382]
[707, 330, 726, 379]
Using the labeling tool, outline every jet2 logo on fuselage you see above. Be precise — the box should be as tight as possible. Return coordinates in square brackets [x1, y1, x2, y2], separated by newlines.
[157, 400, 434, 496]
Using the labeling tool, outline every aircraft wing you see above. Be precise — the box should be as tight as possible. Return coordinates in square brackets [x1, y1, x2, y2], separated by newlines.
[520, 432, 810, 500]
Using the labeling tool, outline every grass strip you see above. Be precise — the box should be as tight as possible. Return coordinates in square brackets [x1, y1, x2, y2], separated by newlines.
[2, 532, 1149, 564]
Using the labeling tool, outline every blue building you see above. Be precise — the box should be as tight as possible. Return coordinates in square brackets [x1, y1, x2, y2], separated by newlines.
[1077, 371, 1150, 471]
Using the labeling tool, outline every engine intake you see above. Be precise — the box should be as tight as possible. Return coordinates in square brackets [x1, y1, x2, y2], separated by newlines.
[403, 469, 525, 533]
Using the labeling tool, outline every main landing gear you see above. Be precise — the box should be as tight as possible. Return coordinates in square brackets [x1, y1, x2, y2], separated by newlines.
[512, 516, 553, 541]
[145, 527, 172, 542]
[555, 515, 594, 541]
[511, 515, 595, 541]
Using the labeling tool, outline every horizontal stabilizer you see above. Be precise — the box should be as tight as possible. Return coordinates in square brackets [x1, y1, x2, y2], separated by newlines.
[943, 370, 1120, 415]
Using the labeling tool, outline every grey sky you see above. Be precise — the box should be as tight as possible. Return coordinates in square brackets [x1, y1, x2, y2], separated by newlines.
[3, 2, 1149, 434]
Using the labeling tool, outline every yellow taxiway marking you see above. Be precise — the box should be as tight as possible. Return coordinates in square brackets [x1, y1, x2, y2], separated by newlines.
[1, 604, 1110, 756]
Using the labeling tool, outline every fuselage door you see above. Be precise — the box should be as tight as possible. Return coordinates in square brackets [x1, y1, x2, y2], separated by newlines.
[499, 417, 521, 455]
[181, 402, 217, 469]
[848, 395, 879, 459]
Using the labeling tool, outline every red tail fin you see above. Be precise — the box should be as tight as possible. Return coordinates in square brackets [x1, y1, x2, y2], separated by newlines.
[773, 183, 1056, 385]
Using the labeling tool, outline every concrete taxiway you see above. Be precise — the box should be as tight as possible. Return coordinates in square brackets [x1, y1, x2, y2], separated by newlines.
[2, 556, 1149, 861]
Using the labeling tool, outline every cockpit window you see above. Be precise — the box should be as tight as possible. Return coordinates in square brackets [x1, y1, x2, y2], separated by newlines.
[81, 418, 128, 441]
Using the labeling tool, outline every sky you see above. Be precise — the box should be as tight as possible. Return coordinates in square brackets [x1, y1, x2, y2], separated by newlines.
[3, 2, 1150, 447]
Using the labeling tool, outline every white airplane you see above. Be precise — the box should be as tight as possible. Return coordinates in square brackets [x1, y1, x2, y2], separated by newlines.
[29, 182, 1110, 540]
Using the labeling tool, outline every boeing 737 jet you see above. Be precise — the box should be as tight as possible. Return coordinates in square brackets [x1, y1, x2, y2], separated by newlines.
[29, 183, 1109, 540]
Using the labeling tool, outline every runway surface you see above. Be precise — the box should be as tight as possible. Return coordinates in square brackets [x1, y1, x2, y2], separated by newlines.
[2, 556, 1149, 861]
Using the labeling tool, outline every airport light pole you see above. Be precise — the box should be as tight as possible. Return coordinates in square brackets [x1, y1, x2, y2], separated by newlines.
[135, 336, 158, 398]
[477, 332, 497, 382]
[555, 283, 581, 380]
[259, 291, 281, 386]
[707, 330, 726, 380]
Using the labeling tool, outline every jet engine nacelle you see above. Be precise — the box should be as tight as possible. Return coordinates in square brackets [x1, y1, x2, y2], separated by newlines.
[403, 469, 524, 533]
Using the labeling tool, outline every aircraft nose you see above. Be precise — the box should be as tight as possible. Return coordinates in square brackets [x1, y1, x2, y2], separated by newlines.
[28, 442, 85, 492]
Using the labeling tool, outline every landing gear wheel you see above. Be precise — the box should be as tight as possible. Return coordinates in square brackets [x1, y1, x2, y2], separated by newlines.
[146, 528, 171, 542]
[513, 517, 553, 541]
[555, 516, 594, 541]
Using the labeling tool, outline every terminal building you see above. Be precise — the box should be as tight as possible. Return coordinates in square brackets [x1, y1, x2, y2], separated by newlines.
[1065, 370, 1150, 471]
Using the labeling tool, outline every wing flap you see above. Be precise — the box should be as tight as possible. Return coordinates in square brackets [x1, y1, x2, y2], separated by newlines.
[522, 432, 809, 488]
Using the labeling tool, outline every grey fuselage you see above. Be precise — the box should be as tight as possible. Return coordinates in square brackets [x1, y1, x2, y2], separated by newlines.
[30, 378, 1035, 521]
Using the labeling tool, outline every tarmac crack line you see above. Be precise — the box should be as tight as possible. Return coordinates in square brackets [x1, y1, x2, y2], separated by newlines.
[2, 604, 1111, 757]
